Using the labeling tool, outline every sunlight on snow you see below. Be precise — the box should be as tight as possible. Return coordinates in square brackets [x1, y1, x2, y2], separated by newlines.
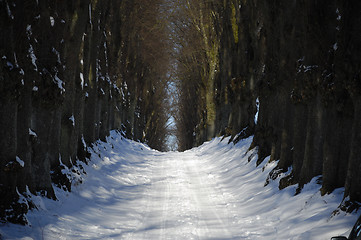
[0, 131, 357, 240]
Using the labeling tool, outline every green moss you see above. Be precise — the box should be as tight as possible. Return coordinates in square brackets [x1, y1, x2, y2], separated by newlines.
[206, 90, 216, 123]
[70, 11, 78, 35]
[89, 65, 93, 88]
[91, 0, 98, 10]
[231, 3, 239, 44]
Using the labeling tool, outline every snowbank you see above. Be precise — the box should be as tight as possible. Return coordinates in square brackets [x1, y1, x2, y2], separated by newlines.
[0, 131, 358, 239]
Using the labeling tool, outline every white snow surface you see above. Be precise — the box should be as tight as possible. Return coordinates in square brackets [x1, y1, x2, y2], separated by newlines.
[50, 16, 55, 27]
[79, 72, 84, 89]
[28, 128, 37, 137]
[16, 156, 25, 168]
[69, 115, 75, 127]
[0, 131, 358, 240]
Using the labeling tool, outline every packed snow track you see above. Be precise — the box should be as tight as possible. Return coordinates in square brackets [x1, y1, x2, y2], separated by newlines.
[0, 131, 357, 239]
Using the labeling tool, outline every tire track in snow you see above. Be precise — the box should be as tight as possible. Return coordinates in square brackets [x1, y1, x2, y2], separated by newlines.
[182, 152, 235, 239]
[160, 156, 170, 240]
[130, 151, 240, 239]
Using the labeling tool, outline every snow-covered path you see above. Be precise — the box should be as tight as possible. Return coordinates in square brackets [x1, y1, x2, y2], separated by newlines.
[0, 131, 358, 239]
[124, 151, 238, 239]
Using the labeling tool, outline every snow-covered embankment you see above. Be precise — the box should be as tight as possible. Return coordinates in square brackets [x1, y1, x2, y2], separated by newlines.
[0, 131, 358, 239]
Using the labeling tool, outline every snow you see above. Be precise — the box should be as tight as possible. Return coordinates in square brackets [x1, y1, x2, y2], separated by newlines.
[16, 156, 24, 168]
[54, 74, 65, 93]
[103, 41, 109, 68]
[13, 52, 18, 65]
[6, 61, 14, 70]
[255, 97, 259, 124]
[49, 16, 54, 27]
[28, 44, 37, 71]
[333, 43, 338, 51]
[336, 8, 342, 21]
[100, 88, 105, 95]
[26, 25, 32, 37]
[81, 135, 87, 150]
[28, 128, 37, 137]
[89, 4, 92, 27]
[6, 1, 14, 19]
[69, 115, 75, 127]
[336, 8, 341, 31]
[0, 131, 358, 239]
[52, 48, 61, 64]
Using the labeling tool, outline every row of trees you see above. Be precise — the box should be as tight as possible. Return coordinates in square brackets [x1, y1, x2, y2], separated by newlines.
[173, 0, 361, 210]
[0, 0, 170, 224]
[172, 0, 256, 151]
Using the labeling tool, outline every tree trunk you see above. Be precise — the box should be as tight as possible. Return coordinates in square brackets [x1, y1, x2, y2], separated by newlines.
[344, 98, 361, 203]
